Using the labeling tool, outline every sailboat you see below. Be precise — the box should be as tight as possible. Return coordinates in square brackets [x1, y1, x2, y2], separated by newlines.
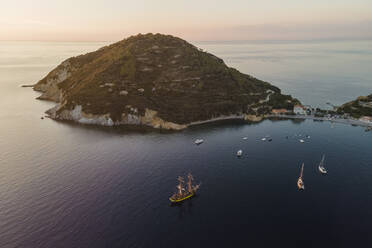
[169, 173, 200, 203]
[297, 163, 305, 190]
[318, 155, 327, 174]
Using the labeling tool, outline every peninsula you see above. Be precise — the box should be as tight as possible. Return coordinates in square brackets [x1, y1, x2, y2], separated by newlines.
[337, 94, 372, 119]
[34, 33, 299, 130]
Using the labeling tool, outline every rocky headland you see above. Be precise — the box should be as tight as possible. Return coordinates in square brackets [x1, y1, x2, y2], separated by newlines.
[34, 33, 299, 130]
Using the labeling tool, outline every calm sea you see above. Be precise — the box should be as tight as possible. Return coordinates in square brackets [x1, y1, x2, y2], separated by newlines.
[0, 40, 372, 248]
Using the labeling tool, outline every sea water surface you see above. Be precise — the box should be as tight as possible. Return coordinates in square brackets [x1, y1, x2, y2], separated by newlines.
[0, 40, 372, 248]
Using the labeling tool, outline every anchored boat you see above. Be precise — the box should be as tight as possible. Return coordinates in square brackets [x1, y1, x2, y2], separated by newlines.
[297, 163, 305, 190]
[194, 139, 204, 145]
[169, 173, 200, 203]
[318, 154, 327, 174]
[237, 150, 243, 157]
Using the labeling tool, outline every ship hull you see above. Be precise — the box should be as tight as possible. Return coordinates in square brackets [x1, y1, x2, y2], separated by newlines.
[297, 179, 305, 190]
[169, 192, 194, 203]
[319, 166, 327, 174]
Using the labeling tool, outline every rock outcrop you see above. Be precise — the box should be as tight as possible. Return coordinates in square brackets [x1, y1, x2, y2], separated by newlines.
[244, 114, 264, 122]
[34, 33, 299, 130]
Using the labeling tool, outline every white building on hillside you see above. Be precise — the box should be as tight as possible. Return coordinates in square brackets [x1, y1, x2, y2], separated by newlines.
[293, 105, 307, 115]
[359, 116, 372, 123]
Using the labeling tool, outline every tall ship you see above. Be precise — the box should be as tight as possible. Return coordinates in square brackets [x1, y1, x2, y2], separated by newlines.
[297, 163, 305, 190]
[318, 154, 327, 174]
[169, 173, 200, 203]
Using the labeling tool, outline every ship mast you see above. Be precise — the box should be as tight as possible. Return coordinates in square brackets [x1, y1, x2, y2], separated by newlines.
[300, 163, 304, 178]
[187, 173, 193, 193]
[177, 176, 184, 196]
[320, 155, 325, 167]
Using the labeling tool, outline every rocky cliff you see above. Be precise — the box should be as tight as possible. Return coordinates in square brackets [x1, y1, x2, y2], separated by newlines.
[34, 33, 299, 130]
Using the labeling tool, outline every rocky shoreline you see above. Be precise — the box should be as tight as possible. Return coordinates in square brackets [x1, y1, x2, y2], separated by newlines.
[45, 103, 266, 130]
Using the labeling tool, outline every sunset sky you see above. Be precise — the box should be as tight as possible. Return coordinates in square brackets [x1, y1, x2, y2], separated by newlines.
[1, 0, 371, 41]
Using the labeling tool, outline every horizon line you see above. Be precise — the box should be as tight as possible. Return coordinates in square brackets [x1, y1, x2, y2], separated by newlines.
[0, 36, 371, 44]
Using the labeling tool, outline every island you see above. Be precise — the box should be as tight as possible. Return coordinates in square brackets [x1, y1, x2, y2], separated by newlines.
[33, 33, 299, 130]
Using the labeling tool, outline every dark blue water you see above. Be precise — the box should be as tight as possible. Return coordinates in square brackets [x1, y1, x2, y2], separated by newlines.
[1, 41, 372, 248]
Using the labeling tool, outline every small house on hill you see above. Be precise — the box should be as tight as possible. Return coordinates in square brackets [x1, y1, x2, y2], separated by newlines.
[293, 105, 306, 115]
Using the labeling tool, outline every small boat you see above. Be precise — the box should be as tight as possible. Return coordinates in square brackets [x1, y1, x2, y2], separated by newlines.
[261, 138, 266, 141]
[299, 139, 305, 143]
[318, 154, 327, 174]
[297, 163, 305, 190]
[237, 150, 243, 157]
[243, 137, 248, 140]
[194, 139, 204, 145]
[268, 138, 272, 142]
[306, 135, 310, 138]
[169, 174, 200, 203]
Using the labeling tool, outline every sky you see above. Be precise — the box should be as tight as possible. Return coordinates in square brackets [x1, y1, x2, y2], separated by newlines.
[0, 0, 371, 41]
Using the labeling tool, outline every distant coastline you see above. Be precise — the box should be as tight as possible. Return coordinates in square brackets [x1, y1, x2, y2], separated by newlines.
[188, 114, 372, 129]
[268, 114, 372, 129]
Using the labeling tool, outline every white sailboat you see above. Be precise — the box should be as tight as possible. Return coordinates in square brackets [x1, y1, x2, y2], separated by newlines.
[318, 155, 327, 174]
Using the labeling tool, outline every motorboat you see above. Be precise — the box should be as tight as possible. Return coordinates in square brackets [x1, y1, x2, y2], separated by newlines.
[237, 150, 243, 157]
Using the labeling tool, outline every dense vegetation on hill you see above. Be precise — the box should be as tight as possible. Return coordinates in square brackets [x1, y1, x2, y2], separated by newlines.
[337, 94, 372, 118]
[34, 33, 299, 129]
